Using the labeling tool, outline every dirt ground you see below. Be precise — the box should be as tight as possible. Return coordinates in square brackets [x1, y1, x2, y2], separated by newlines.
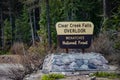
[0, 55, 23, 63]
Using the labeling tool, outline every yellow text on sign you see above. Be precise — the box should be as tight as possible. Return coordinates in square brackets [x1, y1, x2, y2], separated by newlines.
[56, 22, 94, 35]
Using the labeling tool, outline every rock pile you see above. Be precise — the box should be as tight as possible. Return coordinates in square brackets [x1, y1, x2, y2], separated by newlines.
[42, 52, 109, 73]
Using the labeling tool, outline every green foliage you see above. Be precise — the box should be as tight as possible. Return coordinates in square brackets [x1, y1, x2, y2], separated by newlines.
[15, 6, 31, 43]
[39, 0, 48, 45]
[41, 73, 65, 80]
[28, 42, 47, 59]
[38, 3, 48, 46]
[49, 73, 65, 79]
[4, 19, 12, 49]
[0, 50, 10, 55]
[4, 19, 12, 39]
[91, 72, 120, 79]
[39, 0, 102, 47]
[103, 4, 120, 31]
[103, 3, 120, 50]
[39, 0, 65, 46]
[114, 39, 120, 50]
[41, 74, 50, 80]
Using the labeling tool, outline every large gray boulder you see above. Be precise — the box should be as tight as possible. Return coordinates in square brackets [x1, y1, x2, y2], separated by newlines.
[42, 52, 109, 73]
[0, 64, 25, 80]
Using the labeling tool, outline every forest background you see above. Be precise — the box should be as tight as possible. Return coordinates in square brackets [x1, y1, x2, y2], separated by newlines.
[0, 0, 120, 63]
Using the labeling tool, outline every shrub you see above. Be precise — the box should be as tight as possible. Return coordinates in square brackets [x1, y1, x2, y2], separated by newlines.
[28, 42, 48, 60]
[49, 73, 65, 79]
[114, 41, 120, 50]
[41, 74, 50, 80]
[87, 31, 114, 55]
[10, 42, 26, 55]
[22, 42, 49, 73]
[90, 72, 120, 79]
[114, 34, 120, 50]
[41, 73, 65, 80]
[10, 42, 43, 74]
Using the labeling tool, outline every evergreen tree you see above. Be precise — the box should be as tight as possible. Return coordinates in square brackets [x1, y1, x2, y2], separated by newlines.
[15, 6, 31, 44]
[39, 0, 64, 46]
[4, 19, 12, 49]
[103, 0, 120, 31]
[39, 0, 103, 47]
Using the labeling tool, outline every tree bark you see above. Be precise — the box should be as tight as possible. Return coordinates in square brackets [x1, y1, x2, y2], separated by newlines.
[33, 9, 37, 39]
[0, 7, 4, 50]
[9, 0, 16, 44]
[46, 0, 52, 48]
[103, 0, 110, 19]
[29, 11, 35, 46]
[0, 8, 1, 49]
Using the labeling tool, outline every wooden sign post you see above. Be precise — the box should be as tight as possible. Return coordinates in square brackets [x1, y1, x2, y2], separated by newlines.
[56, 22, 94, 53]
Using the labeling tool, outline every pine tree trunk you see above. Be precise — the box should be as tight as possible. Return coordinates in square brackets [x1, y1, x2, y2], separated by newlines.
[29, 11, 35, 46]
[33, 9, 37, 39]
[9, 0, 15, 44]
[46, 0, 52, 48]
[0, 8, 1, 49]
[0, 7, 4, 50]
[103, 0, 110, 19]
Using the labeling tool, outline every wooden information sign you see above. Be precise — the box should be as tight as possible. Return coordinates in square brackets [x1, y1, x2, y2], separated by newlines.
[56, 22, 94, 49]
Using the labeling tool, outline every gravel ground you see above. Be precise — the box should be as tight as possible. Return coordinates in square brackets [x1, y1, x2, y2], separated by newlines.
[59, 75, 90, 80]
[59, 75, 120, 80]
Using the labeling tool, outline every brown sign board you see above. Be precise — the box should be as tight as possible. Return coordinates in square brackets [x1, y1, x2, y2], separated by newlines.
[56, 22, 94, 49]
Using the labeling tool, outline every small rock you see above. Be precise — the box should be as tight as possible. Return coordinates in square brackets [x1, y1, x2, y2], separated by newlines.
[69, 62, 78, 68]
[88, 63, 97, 69]
[80, 65, 88, 70]
[52, 65, 64, 72]
[75, 59, 84, 66]
[52, 59, 63, 66]
[84, 59, 88, 64]
[102, 64, 109, 70]
[76, 78, 81, 80]
[91, 76, 96, 80]
[89, 59, 103, 66]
